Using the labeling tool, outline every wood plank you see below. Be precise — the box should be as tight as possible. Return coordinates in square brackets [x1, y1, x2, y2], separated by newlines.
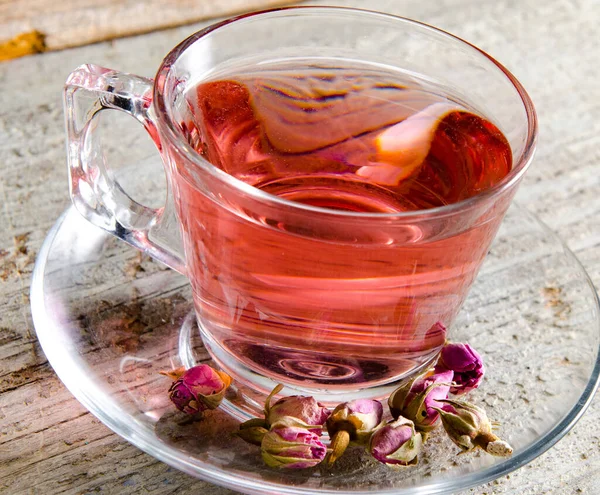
[0, 0, 294, 55]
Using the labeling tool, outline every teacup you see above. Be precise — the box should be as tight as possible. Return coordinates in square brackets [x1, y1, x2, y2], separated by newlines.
[64, 7, 536, 400]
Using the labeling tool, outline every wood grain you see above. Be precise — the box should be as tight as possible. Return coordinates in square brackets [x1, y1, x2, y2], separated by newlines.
[0, 0, 294, 54]
[0, 0, 599, 494]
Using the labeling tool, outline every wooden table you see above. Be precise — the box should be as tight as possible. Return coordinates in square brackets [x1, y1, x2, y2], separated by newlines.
[1, 0, 599, 493]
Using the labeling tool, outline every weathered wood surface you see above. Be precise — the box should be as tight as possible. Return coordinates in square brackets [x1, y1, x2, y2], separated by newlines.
[0, 0, 294, 55]
[0, 0, 599, 493]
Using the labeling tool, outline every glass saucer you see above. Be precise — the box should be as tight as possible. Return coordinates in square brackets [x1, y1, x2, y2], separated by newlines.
[31, 199, 600, 494]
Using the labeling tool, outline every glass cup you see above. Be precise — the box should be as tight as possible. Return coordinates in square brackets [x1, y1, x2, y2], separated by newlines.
[63, 7, 536, 401]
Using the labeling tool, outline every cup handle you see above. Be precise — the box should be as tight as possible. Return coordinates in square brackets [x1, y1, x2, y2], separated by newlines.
[64, 64, 185, 274]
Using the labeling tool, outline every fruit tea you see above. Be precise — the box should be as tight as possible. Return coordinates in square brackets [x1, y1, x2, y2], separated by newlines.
[170, 62, 512, 390]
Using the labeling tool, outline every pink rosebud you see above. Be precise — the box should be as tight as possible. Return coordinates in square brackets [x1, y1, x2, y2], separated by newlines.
[434, 398, 513, 457]
[168, 364, 231, 414]
[368, 417, 423, 468]
[327, 399, 384, 443]
[268, 396, 331, 433]
[435, 342, 485, 395]
[261, 426, 327, 469]
[326, 399, 384, 464]
[388, 369, 454, 432]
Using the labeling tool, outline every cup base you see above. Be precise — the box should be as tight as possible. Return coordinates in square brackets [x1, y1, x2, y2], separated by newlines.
[181, 311, 440, 417]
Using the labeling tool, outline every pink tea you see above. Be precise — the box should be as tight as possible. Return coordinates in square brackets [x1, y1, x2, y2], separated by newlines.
[170, 63, 512, 390]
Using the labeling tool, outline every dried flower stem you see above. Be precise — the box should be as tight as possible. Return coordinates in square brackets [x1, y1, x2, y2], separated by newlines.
[327, 430, 350, 465]
[474, 431, 513, 457]
[159, 366, 186, 381]
[264, 383, 284, 416]
[235, 426, 268, 446]
[240, 417, 269, 429]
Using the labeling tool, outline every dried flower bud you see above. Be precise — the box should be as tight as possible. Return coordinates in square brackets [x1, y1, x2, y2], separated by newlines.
[326, 399, 383, 464]
[435, 342, 485, 395]
[261, 426, 327, 469]
[368, 417, 423, 468]
[433, 398, 513, 457]
[167, 364, 231, 414]
[327, 399, 384, 443]
[388, 370, 454, 432]
[268, 396, 330, 433]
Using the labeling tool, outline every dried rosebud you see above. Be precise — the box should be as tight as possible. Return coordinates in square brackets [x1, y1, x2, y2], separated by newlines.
[261, 426, 327, 469]
[327, 399, 384, 443]
[368, 417, 423, 468]
[168, 364, 231, 414]
[435, 342, 485, 395]
[326, 399, 383, 464]
[268, 396, 331, 432]
[433, 398, 513, 457]
[388, 370, 454, 432]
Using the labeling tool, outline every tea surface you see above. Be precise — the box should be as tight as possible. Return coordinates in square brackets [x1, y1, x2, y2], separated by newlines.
[183, 65, 511, 213]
